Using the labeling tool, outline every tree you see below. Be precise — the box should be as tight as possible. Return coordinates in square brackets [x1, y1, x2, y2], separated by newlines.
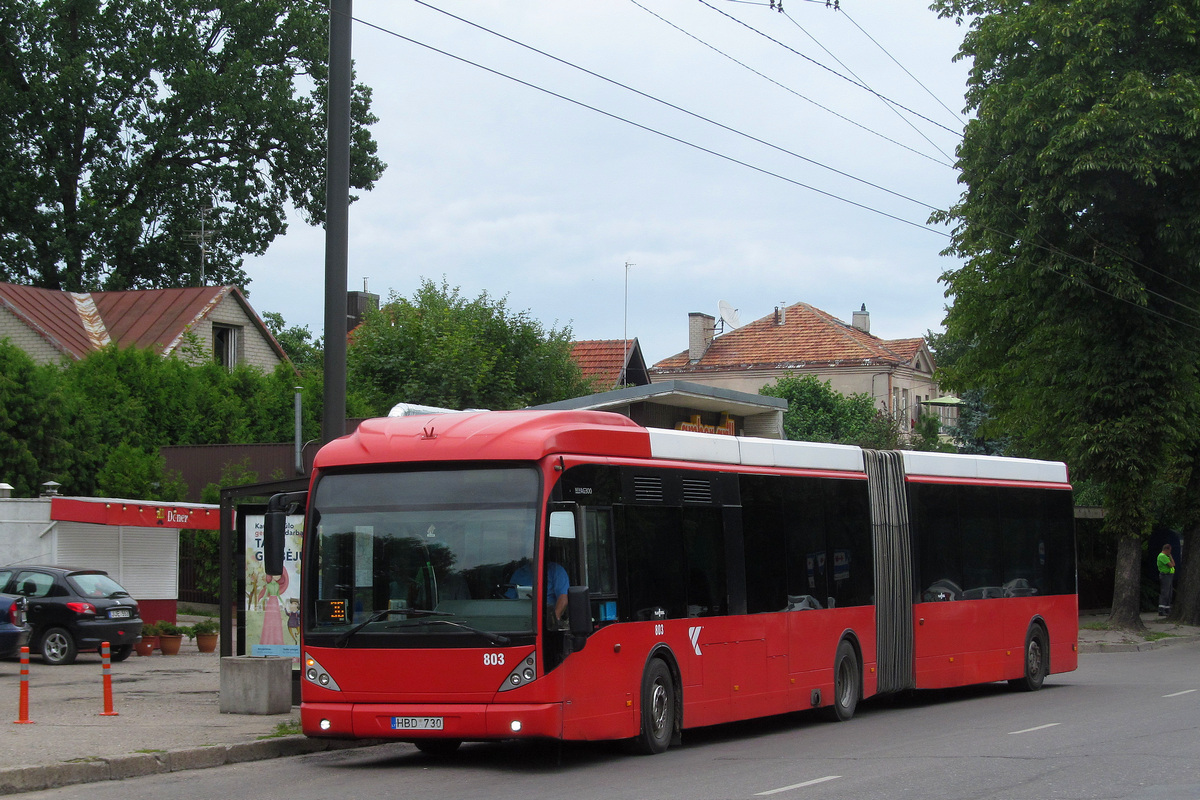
[930, 0, 1200, 628]
[0, 0, 384, 291]
[263, 311, 322, 373]
[347, 279, 594, 415]
[0, 341, 71, 495]
[760, 374, 900, 449]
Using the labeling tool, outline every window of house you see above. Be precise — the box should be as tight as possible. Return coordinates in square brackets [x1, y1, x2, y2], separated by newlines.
[213, 324, 241, 369]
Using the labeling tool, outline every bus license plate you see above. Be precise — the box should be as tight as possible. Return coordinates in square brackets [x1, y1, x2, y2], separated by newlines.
[391, 716, 443, 731]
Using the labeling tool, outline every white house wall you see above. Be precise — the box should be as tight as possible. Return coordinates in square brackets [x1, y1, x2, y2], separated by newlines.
[0, 498, 55, 564]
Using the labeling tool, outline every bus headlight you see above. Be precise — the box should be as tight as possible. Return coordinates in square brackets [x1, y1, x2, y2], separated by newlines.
[303, 653, 341, 692]
[498, 654, 537, 692]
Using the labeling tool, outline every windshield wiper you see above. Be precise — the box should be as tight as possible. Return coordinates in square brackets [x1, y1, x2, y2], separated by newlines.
[387, 618, 511, 646]
[335, 607, 452, 647]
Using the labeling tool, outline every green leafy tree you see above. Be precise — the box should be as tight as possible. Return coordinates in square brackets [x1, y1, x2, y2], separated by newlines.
[96, 442, 187, 500]
[0, 340, 72, 495]
[0, 0, 384, 290]
[931, 0, 1200, 628]
[263, 311, 322, 373]
[760, 374, 900, 450]
[347, 279, 593, 414]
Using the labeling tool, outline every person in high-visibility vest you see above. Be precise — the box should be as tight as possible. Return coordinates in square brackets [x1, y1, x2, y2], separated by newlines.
[1157, 543, 1176, 617]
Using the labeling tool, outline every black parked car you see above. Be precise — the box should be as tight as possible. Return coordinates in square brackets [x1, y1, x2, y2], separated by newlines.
[0, 593, 31, 659]
[0, 566, 141, 664]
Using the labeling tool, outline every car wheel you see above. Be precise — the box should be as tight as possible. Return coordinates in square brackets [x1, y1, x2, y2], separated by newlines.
[41, 627, 78, 665]
[109, 644, 133, 662]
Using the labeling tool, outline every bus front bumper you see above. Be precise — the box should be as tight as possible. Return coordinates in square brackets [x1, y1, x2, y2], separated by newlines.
[302, 701, 563, 741]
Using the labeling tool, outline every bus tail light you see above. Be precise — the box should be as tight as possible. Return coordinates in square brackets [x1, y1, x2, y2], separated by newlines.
[498, 654, 537, 692]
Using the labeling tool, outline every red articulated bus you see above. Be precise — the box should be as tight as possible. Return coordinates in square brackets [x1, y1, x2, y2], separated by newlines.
[265, 409, 1077, 756]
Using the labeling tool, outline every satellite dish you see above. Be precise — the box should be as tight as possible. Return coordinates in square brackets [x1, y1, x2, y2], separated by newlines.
[718, 300, 742, 330]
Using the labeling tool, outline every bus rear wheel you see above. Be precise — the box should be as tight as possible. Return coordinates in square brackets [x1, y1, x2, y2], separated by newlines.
[630, 658, 676, 755]
[1009, 624, 1048, 692]
[824, 640, 860, 722]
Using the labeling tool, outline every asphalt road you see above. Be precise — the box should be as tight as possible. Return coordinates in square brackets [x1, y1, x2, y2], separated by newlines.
[16, 641, 1200, 800]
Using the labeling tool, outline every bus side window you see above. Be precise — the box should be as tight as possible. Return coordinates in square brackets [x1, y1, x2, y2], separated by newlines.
[583, 508, 618, 623]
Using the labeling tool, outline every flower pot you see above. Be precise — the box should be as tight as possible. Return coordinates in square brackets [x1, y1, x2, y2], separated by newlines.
[135, 639, 156, 657]
[158, 634, 183, 655]
[195, 633, 218, 653]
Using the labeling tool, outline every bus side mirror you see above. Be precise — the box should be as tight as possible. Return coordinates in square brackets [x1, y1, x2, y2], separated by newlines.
[264, 490, 307, 577]
[567, 585, 591, 637]
[263, 511, 285, 576]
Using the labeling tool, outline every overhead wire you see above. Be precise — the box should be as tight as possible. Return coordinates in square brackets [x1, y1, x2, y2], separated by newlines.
[779, 8, 955, 163]
[775, 2, 1200, 313]
[351, 12, 943, 236]
[413, 0, 941, 212]
[629, 0, 953, 168]
[343, 3, 1200, 330]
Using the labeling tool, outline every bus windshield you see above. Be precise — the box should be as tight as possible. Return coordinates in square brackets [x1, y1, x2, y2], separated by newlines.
[306, 467, 541, 646]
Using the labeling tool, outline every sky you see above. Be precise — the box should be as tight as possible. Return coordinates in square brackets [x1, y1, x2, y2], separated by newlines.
[242, 0, 973, 366]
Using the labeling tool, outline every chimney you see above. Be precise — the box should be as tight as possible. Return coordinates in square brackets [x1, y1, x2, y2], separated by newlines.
[0, 483, 13, 499]
[347, 285, 380, 331]
[40, 481, 61, 497]
[774, 304, 787, 326]
[688, 312, 716, 363]
[852, 303, 870, 333]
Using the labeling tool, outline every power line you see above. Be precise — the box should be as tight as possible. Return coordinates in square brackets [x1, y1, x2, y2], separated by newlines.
[414, 0, 941, 212]
[354, 11, 944, 235]
[630, 0, 953, 169]
[779, 8, 955, 163]
[838, 7, 966, 130]
[693, 0, 962, 139]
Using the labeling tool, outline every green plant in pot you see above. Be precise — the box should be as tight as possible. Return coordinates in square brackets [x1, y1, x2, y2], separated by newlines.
[186, 618, 220, 653]
[157, 622, 185, 655]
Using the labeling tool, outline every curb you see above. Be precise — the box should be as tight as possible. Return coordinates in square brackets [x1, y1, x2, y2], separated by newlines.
[1079, 634, 1200, 654]
[0, 736, 387, 796]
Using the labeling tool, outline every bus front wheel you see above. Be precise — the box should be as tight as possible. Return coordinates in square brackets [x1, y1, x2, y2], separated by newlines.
[1009, 624, 1048, 692]
[824, 639, 860, 722]
[630, 658, 676, 755]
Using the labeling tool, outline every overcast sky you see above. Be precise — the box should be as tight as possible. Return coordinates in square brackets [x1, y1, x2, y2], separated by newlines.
[242, 0, 972, 366]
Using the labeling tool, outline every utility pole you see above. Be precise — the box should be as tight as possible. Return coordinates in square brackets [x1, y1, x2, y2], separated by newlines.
[323, 0, 352, 445]
[622, 262, 634, 386]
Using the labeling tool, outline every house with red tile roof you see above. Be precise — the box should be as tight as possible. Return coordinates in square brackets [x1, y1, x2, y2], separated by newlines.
[570, 338, 650, 391]
[650, 302, 944, 432]
[0, 283, 289, 371]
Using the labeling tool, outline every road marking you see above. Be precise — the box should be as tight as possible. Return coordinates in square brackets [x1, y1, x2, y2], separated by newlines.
[1163, 689, 1197, 698]
[1008, 723, 1061, 735]
[755, 776, 842, 795]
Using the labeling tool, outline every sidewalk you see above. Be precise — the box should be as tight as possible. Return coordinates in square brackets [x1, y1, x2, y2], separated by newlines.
[1, 612, 1198, 795]
[0, 633, 378, 795]
[1077, 610, 1200, 653]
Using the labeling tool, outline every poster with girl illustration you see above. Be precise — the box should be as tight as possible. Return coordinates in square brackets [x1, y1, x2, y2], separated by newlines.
[244, 513, 303, 660]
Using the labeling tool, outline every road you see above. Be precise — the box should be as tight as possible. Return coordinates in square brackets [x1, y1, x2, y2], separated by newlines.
[19, 642, 1200, 800]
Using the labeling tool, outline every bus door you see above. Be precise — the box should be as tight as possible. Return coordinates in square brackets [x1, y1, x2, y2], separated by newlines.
[559, 506, 637, 740]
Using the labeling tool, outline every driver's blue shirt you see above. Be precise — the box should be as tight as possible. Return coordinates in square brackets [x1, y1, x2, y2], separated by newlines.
[508, 561, 569, 603]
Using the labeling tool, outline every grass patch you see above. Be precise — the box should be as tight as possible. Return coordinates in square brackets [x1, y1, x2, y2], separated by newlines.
[258, 719, 302, 739]
[1144, 632, 1179, 642]
[134, 749, 165, 754]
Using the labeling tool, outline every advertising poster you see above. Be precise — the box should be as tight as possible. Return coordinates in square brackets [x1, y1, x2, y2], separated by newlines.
[244, 513, 303, 660]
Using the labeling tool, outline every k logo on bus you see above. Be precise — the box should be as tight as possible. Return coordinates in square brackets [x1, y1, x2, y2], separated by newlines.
[688, 626, 702, 656]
